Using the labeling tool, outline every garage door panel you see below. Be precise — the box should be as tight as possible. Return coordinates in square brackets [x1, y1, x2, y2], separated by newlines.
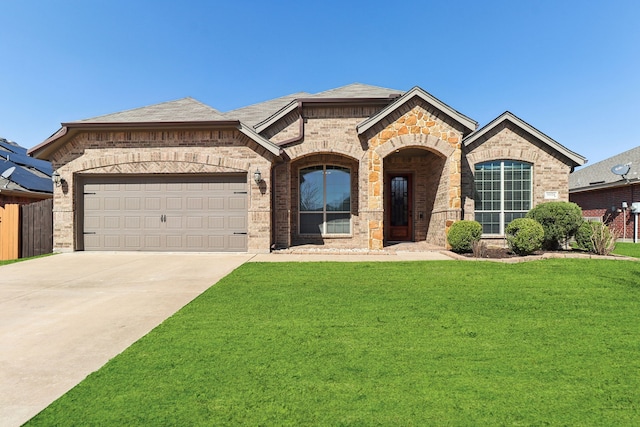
[228, 216, 246, 229]
[103, 184, 121, 192]
[125, 235, 141, 248]
[228, 235, 247, 251]
[145, 197, 161, 210]
[208, 197, 224, 210]
[83, 175, 248, 252]
[124, 217, 141, 229]
[103, 217, 120, 229]
[228, 197, 247, 210]
[186, 217, 203, 228]
[145, 216, 161, 228]
[125, 198, 141, 210]
[208, 235, 225, 250]
[144, 235, 162, 249]
[166, 197, 182, 210]
[104, 198, 121, 210]
[85, 198, 102, 211]
[166, 216, 182, 228]
[186, 235, 204, 248]
[103, 235, 121, 248]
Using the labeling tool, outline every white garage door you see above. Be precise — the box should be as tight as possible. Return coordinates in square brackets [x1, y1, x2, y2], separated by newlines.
[82, 175, 248, 252]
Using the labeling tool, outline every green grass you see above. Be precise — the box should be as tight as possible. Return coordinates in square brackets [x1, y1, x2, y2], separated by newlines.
[0, 253, 54, 266]
[614, 242, 640, 258]
[27, 260, 640, 426]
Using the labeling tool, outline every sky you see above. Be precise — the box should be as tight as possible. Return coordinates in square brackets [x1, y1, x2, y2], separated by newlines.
[1, 0, 638, 168]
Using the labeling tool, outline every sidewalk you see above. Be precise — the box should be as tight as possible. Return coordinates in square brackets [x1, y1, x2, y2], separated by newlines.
[249, 251, 456, 262]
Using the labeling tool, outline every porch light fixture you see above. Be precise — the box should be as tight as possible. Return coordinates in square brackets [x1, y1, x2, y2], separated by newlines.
[254, 168, 262, 184]
[52, 171, 62, 187]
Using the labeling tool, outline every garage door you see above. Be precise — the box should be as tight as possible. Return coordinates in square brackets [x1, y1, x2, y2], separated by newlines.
[82, 175, 248, 252]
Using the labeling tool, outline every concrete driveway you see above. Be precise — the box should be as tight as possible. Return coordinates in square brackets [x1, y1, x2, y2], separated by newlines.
[0, 252, 252, 427]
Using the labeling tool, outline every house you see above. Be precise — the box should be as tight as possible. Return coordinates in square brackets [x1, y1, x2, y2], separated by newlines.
[0, 137, 53, 207]
[570, 146, 640, 242]
[27, 83, 586, 253]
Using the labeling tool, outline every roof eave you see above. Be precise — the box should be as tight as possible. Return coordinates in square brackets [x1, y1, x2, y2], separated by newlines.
[237, 123, 282, 157]
[29, 120, 282, 160]
[570, 178, 639, 193]
[0, 187, 53, 198]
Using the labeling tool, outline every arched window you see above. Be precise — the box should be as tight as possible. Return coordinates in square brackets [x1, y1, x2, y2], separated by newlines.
[299, 165, 351, 234]
[474, 160, 532, 235]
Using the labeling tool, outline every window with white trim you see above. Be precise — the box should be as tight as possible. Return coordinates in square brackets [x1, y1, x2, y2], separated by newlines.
[299, 165, 351, 234]
[474, 160, 532, 235]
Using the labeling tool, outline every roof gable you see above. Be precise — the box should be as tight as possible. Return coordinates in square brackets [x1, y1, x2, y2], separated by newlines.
[356, 86, 477, 135]
[251, 83, 402, 134]
[464, 111, 586, 168]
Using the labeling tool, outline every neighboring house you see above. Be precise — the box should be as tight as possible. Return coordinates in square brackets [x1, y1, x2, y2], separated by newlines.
[27, 83, 585, 253]
[570, 146, 640, 242]
[0, 137, 53, 207]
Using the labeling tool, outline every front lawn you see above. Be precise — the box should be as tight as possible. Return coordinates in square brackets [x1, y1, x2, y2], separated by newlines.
[614, 242, 640, 258]
[27, 260, 640, 425]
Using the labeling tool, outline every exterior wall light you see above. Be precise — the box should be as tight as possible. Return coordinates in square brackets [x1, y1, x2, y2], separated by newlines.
[254, 168, 262, 184]
[52, 171, 62, 187]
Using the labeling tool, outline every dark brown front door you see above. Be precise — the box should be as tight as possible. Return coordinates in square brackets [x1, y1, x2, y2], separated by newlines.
[387, 174, 412, 241]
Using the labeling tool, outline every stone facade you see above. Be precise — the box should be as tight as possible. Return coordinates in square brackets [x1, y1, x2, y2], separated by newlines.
[270, 101, 467, 250]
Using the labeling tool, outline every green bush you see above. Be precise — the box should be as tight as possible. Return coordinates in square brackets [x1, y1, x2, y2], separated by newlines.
[526, 202, 583, 250]
[576, 221, 618, 255]
[575, 221, 595, 252]
[505, 218, 544, 256]
[447, 220, 482, 253]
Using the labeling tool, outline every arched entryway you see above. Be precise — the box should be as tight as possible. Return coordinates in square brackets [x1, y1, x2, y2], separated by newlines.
[383, 147, 447, 244]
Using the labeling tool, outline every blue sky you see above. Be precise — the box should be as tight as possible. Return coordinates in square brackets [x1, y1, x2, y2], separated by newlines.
[1, 0, 638, 167]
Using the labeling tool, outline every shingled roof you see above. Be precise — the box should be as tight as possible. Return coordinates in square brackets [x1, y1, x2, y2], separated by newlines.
[570, 146, 640, 192]
[74, 97, 227, 123]
[225, 83, 403, 128]
[225, 92, 310, 128]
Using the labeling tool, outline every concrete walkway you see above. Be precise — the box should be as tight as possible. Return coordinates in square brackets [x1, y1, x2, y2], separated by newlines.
[0, 252, 252, 427]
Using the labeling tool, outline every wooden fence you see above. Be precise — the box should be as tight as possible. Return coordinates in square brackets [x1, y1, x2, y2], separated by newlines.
[0, 198, 53, 261]
[0, 204, 20, 260]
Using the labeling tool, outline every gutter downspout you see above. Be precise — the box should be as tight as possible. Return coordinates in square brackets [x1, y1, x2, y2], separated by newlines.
[276, 102, 304, 147]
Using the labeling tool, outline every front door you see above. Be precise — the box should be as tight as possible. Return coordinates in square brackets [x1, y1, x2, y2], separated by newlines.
[387, 174, 412, 241]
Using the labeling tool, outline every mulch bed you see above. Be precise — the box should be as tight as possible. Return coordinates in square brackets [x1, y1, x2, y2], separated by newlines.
[460, 247, 578, 259]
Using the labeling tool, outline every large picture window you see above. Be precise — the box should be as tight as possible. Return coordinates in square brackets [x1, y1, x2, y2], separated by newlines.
[474, 160, 532, 235]
[299, 165, 351, 234]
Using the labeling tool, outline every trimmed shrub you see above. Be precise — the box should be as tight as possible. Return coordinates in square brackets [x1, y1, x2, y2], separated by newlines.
[526, 202, 583, 250]
[505, 218, 544, 256]
[447, 220, 482, 253]
[575, 221, 595, 252]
